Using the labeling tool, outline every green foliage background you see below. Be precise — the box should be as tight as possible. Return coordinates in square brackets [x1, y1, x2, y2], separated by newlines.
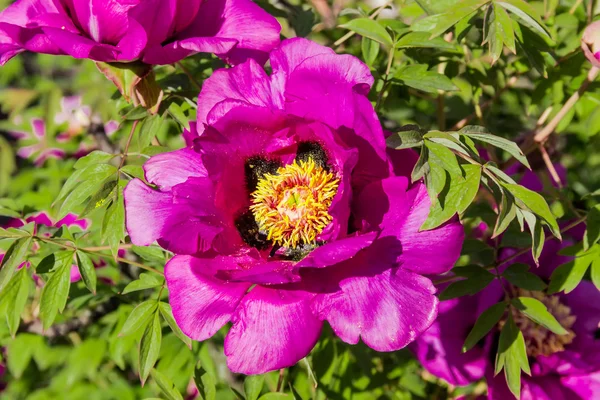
[0, 0, 599, 399]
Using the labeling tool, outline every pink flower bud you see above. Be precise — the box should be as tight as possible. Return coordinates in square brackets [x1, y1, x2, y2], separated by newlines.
[582, 21, 600, 67]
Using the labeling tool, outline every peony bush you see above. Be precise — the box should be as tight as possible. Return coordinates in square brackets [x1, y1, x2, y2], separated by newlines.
[0, 0, 599, 399]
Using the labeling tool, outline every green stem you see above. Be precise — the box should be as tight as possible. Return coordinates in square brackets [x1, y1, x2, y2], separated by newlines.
[34, 236, 162, 276]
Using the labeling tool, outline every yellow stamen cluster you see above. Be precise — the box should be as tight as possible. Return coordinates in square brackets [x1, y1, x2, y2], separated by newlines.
[250, 158, 339, 249]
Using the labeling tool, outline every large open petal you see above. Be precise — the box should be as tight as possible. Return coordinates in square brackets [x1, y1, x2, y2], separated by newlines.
[165, 255, 251, 341]
[196, 59, 277, 134]
[561, 372, 600, 400]
[224, 285, 322, 374]
[310, 253, 438, 351]
[0, 0, 65, 64]
[187, 0, 280, 65]
[64, 0, 138, 44]
[124, 178, 227, 254]
[355, 177, 464, 275]
[129, 0, 200, 46]
[269, 38, 390, 189]
[270, 37, 373, 105]
[143, 0, 280, 65]
[295, 232, 377, 269]
[0, 0, 61, 26]
[143, 147, 207, 190]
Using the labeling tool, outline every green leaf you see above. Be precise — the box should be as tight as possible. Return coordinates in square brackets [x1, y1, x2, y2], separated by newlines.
[194, 363, 216, 400]
[548, 248, 598, 294]
[73, 150, 115, 170]
[502, 263, 547, 291]
[120, 300, 158, 337]
[460, 130, 530, 169]
[138, 114, 165, 149]
[120, 164, 145, 180]
[167, 103, 191, 131]
[0, 237, 32, 293]
[150, 369, 183, 400]
[429, 0, 488, 38]
[80, 178, 118, 217]
[0, 207, 21, 219]
[244, 375, 265, 400]
[290, 8, 315, 38]
[139, 312, 162, 385]
[411, 145, 428, 183]
[122, 273, 163, 295]
[0, 136, 15, 196]
[58, 164, 118, 218]
[425, 155, 447, 203]
[439, 266, 495, 300]
[158, 302, 192, 349]
[511, 297, 567, 335]
[503, 183, 560, 239]
[426, 131, 472, 156]
[395, 31, 457, 50]
[75, 251, 97, 294]
[141, 145, 171, 157]
[0, 267, 30, 336]
[39, 251, 74, 329]
[35, 251, 74, 274]
[493, 3, 515, 53]
[56, 163, 116, 202]
[6, 334, 42, 378]
[386, 128, 424, 150]
[591, 257, 600, 291]
[514, 22, 548, 78]
[361, 37, 379, 66]
[492, 191, 517, 238]
[132, 245, 165, 263]
[102, 188, 125, 258]
[394, 64, 457, 93]
[425, 140, 462, 177]
[123, 105, 148, 121]
[0, 227, 29, 239]
[339, 18, 393, 46]
[496, 0, 550, 40]
[463, 302, 506, 352]
[421, 164, 482, 230]
[585, 205, 600, 250]
[495, 314, 529, 399]
[258, 394, 291, 400]
[521, 209, 544, 264]
[483, 5, 503, 63]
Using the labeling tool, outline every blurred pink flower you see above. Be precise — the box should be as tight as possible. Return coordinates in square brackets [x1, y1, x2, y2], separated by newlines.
[9, 118, 65, 166]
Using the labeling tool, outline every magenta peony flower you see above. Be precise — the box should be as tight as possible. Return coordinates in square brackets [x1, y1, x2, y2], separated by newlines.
[124, 38, 464, 374]
[412, 165, 600, 398]
[0, 0, 281, 65]
[412, 232, 600, 399]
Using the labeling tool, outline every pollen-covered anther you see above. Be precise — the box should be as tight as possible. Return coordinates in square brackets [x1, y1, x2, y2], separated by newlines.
[250, 158, 339, 249]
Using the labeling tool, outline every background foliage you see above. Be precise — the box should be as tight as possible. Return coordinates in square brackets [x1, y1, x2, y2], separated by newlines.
[0, 0, 599, 399]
